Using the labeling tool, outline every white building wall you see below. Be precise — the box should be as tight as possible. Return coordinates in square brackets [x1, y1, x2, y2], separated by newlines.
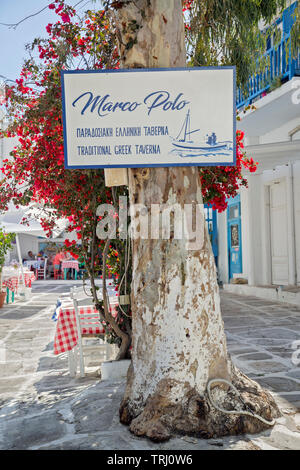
[240, 186, 250, 282]
[225, 158, 300, 288]
[244, 174, 265, 286]
[9, 234, 39, 262]
[293, 161, 300, 285]
[261, 163, 298, 286]
[219, 104, 300, 287]
[2, 136, 18, 162]
[260, 116, 300, 145]
[0, 114, 19, 166]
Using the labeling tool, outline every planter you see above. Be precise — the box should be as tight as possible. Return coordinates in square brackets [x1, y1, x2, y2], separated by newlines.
[101, 359, 131, 381]
[0, 291, 6, 308]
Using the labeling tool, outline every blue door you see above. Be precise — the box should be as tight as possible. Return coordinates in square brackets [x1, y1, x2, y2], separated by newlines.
[227, 195, 243, 279]
[204, 205, 218, 268]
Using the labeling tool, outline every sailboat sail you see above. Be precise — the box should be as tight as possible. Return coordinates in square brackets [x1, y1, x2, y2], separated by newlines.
[172, 111, 228, 152]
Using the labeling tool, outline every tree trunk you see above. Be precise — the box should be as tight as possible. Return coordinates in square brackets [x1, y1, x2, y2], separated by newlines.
[113, 0, 280, 441]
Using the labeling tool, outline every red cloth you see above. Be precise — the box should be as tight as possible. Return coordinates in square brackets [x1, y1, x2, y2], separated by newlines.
[53, 303, 118, 355]
[52, 252, 65, 266]
[61, 260, 79, 272]
[3, 277, 19, 293]
[3, 272, 35, 292]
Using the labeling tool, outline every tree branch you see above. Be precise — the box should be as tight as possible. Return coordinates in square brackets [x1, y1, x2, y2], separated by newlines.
[0, 0, 87, 30]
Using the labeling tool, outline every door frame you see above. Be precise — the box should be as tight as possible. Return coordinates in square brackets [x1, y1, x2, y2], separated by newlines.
[227, 194, 243, 280]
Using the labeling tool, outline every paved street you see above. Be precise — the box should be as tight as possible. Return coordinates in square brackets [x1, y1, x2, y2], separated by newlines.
[0, 283, 299, 450]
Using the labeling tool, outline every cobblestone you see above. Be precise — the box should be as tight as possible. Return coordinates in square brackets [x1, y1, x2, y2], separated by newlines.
[0, 284, 299, 450]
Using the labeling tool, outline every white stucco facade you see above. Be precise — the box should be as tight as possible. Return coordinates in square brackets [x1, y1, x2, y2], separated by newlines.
[218, 77, 300, 289]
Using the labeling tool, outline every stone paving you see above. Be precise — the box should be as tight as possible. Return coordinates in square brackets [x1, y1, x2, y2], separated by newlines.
[0, 283, 299, 450]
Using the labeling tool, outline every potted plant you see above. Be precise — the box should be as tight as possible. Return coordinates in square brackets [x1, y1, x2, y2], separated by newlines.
[0, 229, 16, 308]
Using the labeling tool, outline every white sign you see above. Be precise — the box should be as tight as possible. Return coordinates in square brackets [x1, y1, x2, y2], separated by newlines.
[61, 67, 236, 168]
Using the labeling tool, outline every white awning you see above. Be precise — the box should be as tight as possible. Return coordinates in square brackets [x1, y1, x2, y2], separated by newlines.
[0, 205, 68, 238]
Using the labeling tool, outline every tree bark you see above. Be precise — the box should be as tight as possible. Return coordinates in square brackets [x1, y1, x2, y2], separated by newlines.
[113, 0, 280, 441]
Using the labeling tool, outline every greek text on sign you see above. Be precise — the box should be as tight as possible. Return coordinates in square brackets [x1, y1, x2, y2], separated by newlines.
[61, 67, 236, 168]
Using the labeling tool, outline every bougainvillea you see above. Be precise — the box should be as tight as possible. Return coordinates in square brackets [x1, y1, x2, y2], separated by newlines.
[0, 0, 131, 356]
[0, 0, 258, 356]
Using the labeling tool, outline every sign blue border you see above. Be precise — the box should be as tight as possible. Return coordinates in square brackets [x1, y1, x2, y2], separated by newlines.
[61, 66, 236, 169]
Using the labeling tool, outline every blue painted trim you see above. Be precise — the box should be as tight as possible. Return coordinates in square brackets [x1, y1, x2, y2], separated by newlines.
[61, 66, 237, 169]
[204, 204, 218, 261]
[63, 162, 235, 169]
[61, 70, 69, 173]
[227, 194, 243, 279]
[61, 66, 236, 75]
[227, 194, 241, 206]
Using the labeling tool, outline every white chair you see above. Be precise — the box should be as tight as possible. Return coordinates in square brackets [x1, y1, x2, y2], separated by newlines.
[35, 258, 47, 280]
[68, 287, 118, 377]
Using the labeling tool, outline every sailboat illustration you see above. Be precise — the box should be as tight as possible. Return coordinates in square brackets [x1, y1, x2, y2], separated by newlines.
[171, 110, 229, 153]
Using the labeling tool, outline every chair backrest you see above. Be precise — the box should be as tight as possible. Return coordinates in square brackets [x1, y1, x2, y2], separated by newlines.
[73, 300, 104, 336]
[70, 286, 93, 301]
[70, 286, 119, 320]
[43, 258, 47, 276]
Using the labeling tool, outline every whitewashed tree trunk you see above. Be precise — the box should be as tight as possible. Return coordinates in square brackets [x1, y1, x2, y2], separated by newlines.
[112, 0, 280, 441]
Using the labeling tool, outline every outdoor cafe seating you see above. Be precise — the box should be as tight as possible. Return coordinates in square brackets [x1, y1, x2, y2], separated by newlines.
[52, 253, 84, 280]
[34, 258, 47, 280]
[53, 282, 117, 377]
[2, 265, 35, 303]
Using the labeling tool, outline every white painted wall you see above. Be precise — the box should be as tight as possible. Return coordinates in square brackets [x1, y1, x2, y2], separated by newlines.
[240, 186, 250, 282]
[261, 163, 298, 286]
[269, 179, 289, 285]
[218, 106, 300, 287]
[293, 161, 300, 285]
[261, 116, 300, 145]
[9, 234, 39, 262]
[233, 78, 300, 287]
[219, 160, 300, 287]
[0, 135, 19, 166]
[7, 230, 80, 264]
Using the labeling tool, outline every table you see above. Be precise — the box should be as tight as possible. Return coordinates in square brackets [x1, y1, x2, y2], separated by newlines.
[53, 301, 118, 355]
[2, 271, 36, 303]
[61, 260, 79, 280]
[24, 260, 43, 270]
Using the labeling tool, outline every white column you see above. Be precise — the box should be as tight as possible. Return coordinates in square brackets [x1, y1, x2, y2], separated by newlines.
[286, 163, 297, 285]
[240, 187, 249, 281]
[247, 175, 257, 286]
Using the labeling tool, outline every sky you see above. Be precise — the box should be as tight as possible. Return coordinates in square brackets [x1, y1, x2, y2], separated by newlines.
[0, 0, 98, 83]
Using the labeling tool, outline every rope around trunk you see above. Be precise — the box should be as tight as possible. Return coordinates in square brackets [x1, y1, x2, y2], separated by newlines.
[207, 379, 276, 426]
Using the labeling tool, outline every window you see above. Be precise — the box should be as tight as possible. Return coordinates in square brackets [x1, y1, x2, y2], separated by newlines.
[229, 204, 239, 220]
[231, 224, 239, 247]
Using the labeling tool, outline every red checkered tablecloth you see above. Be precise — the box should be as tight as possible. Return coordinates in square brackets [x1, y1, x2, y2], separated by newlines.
[3, 277, 19, 293]
[3, 272, 36, 293]
[23, 272, 36, 287]
[61, 260, 79, 272]
[53, 303, 118, 355]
